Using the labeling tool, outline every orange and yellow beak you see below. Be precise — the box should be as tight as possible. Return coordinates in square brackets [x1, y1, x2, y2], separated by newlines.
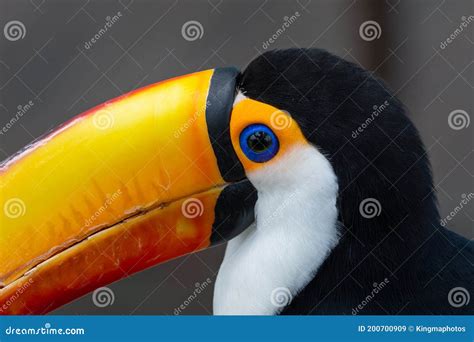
[0, 68, 256, 314]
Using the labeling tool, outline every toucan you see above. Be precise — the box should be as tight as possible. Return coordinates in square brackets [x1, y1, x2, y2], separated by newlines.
[0, 48, 472, 315]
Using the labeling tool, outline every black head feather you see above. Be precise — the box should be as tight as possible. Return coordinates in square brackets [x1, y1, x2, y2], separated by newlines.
[238, 48, 473, 314]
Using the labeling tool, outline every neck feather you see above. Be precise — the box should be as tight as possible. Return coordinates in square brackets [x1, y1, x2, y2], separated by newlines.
[214, 145, 339, 315]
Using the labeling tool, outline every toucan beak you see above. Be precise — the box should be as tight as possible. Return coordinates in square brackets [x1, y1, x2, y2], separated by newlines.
[0, 68, 256, 315]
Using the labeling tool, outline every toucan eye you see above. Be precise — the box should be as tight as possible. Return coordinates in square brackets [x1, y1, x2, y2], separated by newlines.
[239, 124, 279, 163]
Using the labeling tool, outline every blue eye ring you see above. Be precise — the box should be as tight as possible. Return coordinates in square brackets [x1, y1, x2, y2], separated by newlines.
[239, 124, 279, 163]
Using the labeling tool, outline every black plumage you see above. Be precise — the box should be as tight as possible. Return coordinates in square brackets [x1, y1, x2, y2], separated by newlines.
[238, 48, 473, 315]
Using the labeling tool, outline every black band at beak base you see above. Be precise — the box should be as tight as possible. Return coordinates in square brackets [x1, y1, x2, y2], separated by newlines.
[206, 67, 245, 182]
[206, 68, 256, 244]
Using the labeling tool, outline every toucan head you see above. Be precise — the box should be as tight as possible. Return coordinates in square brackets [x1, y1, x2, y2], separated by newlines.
[0, 48, 436, 314]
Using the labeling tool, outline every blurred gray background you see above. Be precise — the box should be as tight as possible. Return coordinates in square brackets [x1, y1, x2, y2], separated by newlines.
[0, 0, 472, 314]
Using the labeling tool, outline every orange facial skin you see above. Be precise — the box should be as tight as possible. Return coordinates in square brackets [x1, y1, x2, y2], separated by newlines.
[229, 98, 310, 171]
[0, 69, 226, 314]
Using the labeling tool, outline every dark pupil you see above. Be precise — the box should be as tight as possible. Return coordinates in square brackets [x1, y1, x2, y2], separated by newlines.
[247, 131, 272, 153]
